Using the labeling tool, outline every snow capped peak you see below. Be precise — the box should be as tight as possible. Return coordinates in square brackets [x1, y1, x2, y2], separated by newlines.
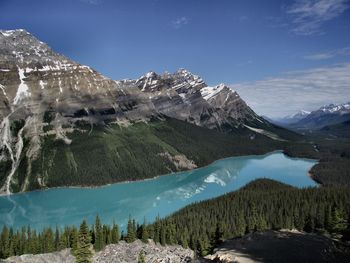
[0, 29, 29, 37]
[300, 110, 311, 115]
[200, 84, 226, 101]
[176, 68, 191, 75]
[289, 110, 310, 118]
[176, 68, 199, 79]
[145, 71, 157, 78]
[318, 102, 350, 114]
[217, 83, 227, 89]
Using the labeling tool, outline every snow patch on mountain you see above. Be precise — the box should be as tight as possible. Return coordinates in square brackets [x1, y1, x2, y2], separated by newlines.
[13, 67, 31, 104]
[200, 84, 225, 101]
[319, 103, 350, 114]
[244, 125, 285, 141]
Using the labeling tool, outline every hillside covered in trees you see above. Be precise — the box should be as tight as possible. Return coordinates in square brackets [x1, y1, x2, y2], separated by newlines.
[1, 179, 349, 260]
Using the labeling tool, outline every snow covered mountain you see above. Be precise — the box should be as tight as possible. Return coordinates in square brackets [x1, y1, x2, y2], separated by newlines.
[291, 102, 350, 130]
[273, 110, 311, 125]
[0, 29, 290, 194]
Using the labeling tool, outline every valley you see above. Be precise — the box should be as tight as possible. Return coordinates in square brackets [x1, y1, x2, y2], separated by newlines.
[0, 25, 349, 263]
[0, 151, 316, 231]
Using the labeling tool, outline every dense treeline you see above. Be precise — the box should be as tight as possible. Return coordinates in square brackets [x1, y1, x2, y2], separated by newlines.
[20, 118, 284, 191]
[284, 139, 350, 186]
[1, 179, 349, 259]
[0, 216, 120, 260]
[149, 179, 350, 255]
[11, 116, 350, 191]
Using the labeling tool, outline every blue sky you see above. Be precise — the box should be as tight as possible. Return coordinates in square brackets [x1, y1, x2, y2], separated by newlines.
[1, 0, 350, 117]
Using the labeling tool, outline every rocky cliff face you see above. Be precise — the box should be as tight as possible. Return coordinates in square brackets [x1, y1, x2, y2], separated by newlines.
[132, 69, 265, 131]
[0, 29, 279, 194]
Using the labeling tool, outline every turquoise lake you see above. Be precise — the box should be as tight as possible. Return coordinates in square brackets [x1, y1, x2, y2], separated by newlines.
[0, 152, 317, 230]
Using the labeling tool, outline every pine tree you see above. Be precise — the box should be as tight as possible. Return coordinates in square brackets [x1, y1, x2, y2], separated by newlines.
[71, 227, 79, 254]
[93, 215, 104, 251]
[330, 207, 347, 234]
[74, 220, 93, 263]
[59, 232, 68, 250]
[160, 226, 166, 246]
[141, 219, 148, 243]
[54, 226, 60, 251]
[1, 226, 11, 258]
[235, 211, 246, 237]
[126, 217, 136, 243]
[111, 221, 119, 243]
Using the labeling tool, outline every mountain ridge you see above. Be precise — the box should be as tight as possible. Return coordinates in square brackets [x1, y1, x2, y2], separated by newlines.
[0, 29, 294, 194]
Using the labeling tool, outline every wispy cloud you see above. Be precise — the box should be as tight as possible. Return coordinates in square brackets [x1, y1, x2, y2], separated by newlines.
[230, 63, 350, 118]
[286, 0, 349, 35]
[171, 17, 189, 29]
[304, 47, 350, 59]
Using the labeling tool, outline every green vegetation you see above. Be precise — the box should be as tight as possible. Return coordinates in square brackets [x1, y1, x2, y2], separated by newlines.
[17, 118, 285, 192]
[284, 138, 350, 186]
[0, 218, 119, 260]
[8, 116, 348, 192]
[126, 217, 137, 243]
[148, 179, 350, 255]
[74, 220, 93, 263]
[1, 179, 349, 259]
[2, 117, 349, 260]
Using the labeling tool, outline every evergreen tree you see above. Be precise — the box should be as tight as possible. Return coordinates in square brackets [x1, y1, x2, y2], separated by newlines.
[59, 232, 68, 250]
[74, 220, 93, 263]
[0, 226, 11, 258]
[71, 227, 79, 254]
[160, 226, 166, 246]
[111, 221, 120, 243]
[330, 207, 347, 233]
[54, 226, 60, 251]
[141, 219, 148, 243]
[93, 215, 104, 251]
[126, 217, 136, 243]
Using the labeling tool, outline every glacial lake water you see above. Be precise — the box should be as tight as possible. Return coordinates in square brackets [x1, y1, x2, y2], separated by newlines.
[0, 152, 317, 231]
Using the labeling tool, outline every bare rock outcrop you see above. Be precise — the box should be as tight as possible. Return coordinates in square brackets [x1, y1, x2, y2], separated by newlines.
[2, 240, 194, 263]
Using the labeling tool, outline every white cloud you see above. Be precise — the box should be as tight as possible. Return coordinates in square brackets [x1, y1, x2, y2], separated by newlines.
[171, 17, 189, 29]
[230, 63, 350, 118]
[304, 47, 350, 60]
[286, 0, 349, 35]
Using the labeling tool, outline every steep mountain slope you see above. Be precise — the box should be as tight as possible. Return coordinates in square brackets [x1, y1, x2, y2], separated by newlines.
[0, 29, 156, 194]
[0, 29, 293, 194]
[319, 120, 350, 138]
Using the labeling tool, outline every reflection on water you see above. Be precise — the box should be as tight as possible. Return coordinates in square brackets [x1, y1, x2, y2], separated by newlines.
[0, 152, 317, 230]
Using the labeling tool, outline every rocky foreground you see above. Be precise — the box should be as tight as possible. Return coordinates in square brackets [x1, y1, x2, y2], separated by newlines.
[2, 240, 194, 263]
[2, 230, 349, 263]
[200, 229, 350, 263]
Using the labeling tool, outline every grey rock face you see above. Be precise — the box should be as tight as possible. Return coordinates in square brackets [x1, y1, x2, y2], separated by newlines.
[3, 241, 194, 263]
[0, 29, 271, 194]
[94, 240, 194, 263]
[134, 69, 266, 130]
[4, 249, 74, 263]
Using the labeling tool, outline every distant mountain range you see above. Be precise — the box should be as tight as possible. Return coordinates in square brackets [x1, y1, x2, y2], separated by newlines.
[269, 102, 350, 137]
[271, 110, 311, 125]
[0, 29, 296, 194]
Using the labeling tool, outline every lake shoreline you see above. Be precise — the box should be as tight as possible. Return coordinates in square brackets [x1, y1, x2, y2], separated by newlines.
[0, 151, 318, 231]
[0, 149, 319, 197]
